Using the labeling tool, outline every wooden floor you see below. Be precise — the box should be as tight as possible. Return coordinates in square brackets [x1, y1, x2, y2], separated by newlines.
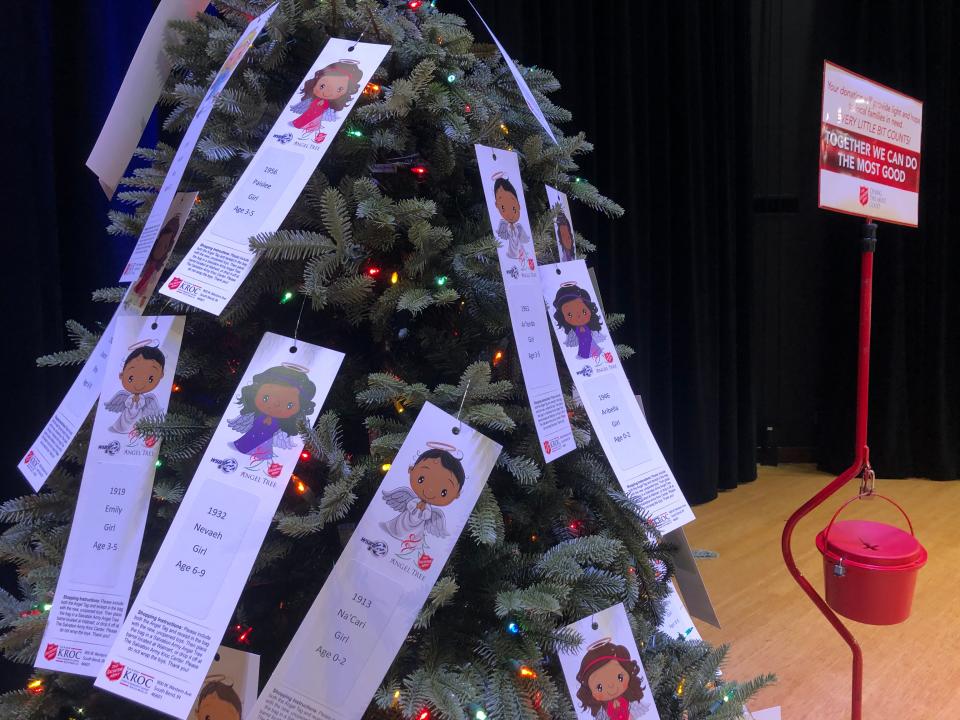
[682, 464, 960, 719]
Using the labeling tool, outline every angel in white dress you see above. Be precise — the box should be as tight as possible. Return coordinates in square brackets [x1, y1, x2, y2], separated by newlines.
[104, 344, 166, 435]
[493, 174, 532, 262]
[226, 364, 317, 462]
[380, 445, 466, 556]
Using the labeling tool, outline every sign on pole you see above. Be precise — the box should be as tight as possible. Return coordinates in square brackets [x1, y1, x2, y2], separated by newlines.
[819, 61, 923, 227]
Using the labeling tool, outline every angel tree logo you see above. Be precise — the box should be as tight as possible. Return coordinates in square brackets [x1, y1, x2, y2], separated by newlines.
[859, 186, 870, 206]
[43, 643, 58, 661]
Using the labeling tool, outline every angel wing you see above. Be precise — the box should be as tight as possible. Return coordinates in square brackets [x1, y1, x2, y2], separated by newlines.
[496, 219, 510, 241]
[564, 330, 578, 348]
[322, 107, 337, 121]
[381, 487, 416, 512]
[139, 394, 162, 419]
[289, 98, 312, 113]
[103, 390, 130, 412]
[592, 330, 608, 345]
[516, 222, 531, 244]
[227, 411, 256, 433]
[424, 508, 449, 538]
[273, 430, 295, 450]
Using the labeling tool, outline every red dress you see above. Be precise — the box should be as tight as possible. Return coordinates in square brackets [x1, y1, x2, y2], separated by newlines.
[291, 98, 330, 131]
[605, 697, 630, 720]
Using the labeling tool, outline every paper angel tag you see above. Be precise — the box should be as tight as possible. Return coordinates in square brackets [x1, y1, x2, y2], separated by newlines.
[189, 646, 260, 720]
[558, 603, 661, 720]
[545, 185, 577, 262]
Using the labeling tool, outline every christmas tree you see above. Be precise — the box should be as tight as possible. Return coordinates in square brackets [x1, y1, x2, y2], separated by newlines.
[0, 2, 772, 718]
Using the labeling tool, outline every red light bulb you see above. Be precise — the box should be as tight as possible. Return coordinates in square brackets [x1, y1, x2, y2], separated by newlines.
[410, 164, 429, 177]
[407, 0, 423, 9]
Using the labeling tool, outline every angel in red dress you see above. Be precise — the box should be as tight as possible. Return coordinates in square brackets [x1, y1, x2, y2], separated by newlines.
[288, 60, 364, 143]
[576, 639, 651, 720]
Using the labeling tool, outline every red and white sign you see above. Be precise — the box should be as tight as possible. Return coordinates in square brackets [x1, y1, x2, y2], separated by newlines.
[818, 61, 923, 227]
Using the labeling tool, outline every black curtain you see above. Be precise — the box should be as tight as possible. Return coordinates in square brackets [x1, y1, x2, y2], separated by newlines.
[455, 1, 757, 504]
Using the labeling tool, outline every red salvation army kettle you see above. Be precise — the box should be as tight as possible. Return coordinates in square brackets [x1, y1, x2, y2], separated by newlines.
[815, 493, 927, 625]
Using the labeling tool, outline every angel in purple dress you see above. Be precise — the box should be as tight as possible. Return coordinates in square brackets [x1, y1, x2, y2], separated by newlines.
[227, 364, 317, 462]
[380, 444, 465, 556]
[552, 283, 607, 361]
[104, 344, 166, 435]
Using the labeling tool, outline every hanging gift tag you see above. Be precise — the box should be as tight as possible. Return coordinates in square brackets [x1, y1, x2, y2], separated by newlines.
[466, 0, 557, 144]
[545, 185, 577, 262]
[123, 191, 198, 310]
[558, 603, 661, 720]
[190, 646, 260, 720]
[249, 402, 501, 720]
[119, 6, 277, 282]
[474, 145, 575, 462]
[34, 315, 185, 676]
[658, 580, 702, 642]
[86, 0, 210, 198]
[94, 332, 343, 718]
[18, 316, 119, 491]
[539, 260, 695, 533]
[161, 38, 390, 315]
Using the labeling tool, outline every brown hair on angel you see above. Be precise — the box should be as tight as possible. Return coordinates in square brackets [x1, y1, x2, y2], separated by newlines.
[491, 170, 531, 261]
[288, 59, 364, 143]
[195, 673, 243, 720]
[575, 637, 650, 720]
[379, 441, 466, 555]
[104, 338, 166, 436]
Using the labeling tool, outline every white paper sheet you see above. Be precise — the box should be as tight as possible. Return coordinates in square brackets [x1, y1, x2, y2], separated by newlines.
[539, 260, 695, 533]
[161, 38, 390, 315]
[34, 315, 185, 676]
[86, 0, 210, 198]
[94, 332, 344, 718]
[558, 603, 661, 720]
[658, 580, 702, 642]
[249, 402, 502, 720]
[474, 145, 575, 462]
[467, 0, 558, 145]
[119, 6, 277, 282]
[545, 185, 577, 262]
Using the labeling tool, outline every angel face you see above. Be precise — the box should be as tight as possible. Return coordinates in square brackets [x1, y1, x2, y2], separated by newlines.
[495, 186, 521, 223]
[254, 382, 301, 419]
[314, 72, 350, 100]
[560, 298, 592, 328]
[119, 356, 164, 394]
[195, 693, 241, 720]
[588, 659, 629, 702]
[409, 457, 461, 507]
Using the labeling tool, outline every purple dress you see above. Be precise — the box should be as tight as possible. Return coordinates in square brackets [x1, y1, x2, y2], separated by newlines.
[574, 326, 600, 359]
[232, 414, 278, 455]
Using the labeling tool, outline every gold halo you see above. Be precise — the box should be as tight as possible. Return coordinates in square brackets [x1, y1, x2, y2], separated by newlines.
[127, 338, 160, 352]
[491, 170, 507, 181]
[335, 58, 361, 66]
[281, 361, 310, 374]
[559, 281, 579, 288]
[586, 637, 612, 651]
[426, 440, 462, 459]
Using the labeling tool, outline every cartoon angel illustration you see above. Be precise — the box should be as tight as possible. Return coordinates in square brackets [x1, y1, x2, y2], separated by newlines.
[555, 211, 576, 261]
[227, 364, 317, 462]
[104, 342, 166, 434]
[380, 443, 465, 556]
[552, 283, 607, 361]
[288, 60, 364, 143]
[492, 173, 532, 262]
[130, 214, 180, 304]
[575, 638, 651, 720]
[194, 676, 242, 720]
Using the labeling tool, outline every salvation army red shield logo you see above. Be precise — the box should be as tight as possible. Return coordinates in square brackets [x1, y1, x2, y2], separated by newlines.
[167, 277, 183, 290]
[43, 643, 58, 661]
[23, 450, 34, 465]
[604, 351, 614, 364]
[543, 439, 552, 455]
[417, 553, 434, 570]
[859, 186, 869, 206]
[527, 258, 535, 271]
[267, 462, 283, 478]
[105, 660, 125, 681]
[144, 435, 157, 448]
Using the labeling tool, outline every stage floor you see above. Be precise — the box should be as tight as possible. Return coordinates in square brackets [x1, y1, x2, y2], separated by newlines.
[683, 463, 960, 718]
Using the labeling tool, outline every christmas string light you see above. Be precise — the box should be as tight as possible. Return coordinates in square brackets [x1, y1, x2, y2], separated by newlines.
[390, 271, 399, 284]
[446, 73, 457, 83]
[506, 621, 520, 634]
[367, 266, 382, 277]
[464, 103, 472, 113]
[26, 678, 44, 695]
[280, 290, 294, 304]
[518, 665, 537, 679]
[300, 450, 311, 461]
[435, 275, 448, 286]
[411, 164, 429, 178]
[492, 350, 504, 366]
[172, 383, 182, 393]
[499, 122, 509, 135]
[381, 463, 392, 472]
[394, 399, 405, 414]
[363, 82, 382, 96]
[407, 0, 423, 9]
[155, 459, 163, 468]
[346, 128, 364, 138]
[416, 709, 431, 720]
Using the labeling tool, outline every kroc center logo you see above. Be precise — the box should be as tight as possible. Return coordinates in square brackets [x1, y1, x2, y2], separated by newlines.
[45, 643, 82, 663]
[167, 277, 201, 295]
[105, 660, 155, 691]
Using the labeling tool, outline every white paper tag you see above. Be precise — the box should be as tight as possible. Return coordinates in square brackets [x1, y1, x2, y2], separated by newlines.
[545, 185, 577, 262]
[658, 580, 701, 642]
[86, 0, 210, 198]
[474, 145, 575, 462]
[161, 39, 390, 315]
[191, 646, 260, 720]
[249, 402, 502, 720]
[467, 0, 557, 145]
[539, 260, 695, 533]
[34, 315, 185, 676]
[558, 603, 661, 720]
[119, 6, 277, 282]
[94, 332, 344, 718]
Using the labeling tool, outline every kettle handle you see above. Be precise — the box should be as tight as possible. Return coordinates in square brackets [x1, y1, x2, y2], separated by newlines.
[823, 493, 914, 548]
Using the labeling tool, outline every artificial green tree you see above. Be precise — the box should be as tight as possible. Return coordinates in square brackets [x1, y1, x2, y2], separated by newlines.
[0, 2, 772, 718]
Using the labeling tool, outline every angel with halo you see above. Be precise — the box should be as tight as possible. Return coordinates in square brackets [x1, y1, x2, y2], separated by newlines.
[380, 442, 466, 554]
[227, 363, 317, 462]
[491, 171, 532, 262]
[104, 341, 166, 435]
[552, 282, 608, 362]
